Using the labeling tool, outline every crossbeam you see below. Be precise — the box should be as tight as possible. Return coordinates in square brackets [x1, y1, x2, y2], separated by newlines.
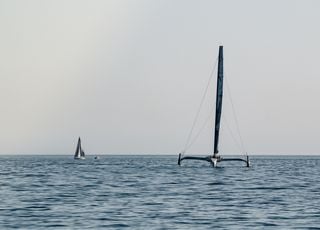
[178, 153, 250, 167]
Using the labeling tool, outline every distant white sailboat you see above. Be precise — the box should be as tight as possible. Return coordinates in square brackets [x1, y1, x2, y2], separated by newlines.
[74, 137, 85, 160]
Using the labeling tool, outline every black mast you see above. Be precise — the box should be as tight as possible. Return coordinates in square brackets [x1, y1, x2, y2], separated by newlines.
[213, 46, 224, 157]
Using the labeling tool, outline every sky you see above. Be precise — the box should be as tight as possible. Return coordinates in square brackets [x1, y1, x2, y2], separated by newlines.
[1, 0, 320, 155]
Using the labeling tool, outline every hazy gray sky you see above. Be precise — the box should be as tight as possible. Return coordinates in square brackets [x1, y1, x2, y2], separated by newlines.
[1, 0, 320, 155]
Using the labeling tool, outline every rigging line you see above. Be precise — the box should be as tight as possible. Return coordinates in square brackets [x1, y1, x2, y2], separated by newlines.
[185, 104, 215, 151]
[209, 99, 215, 155]
[221, 114, 243, 153]
[224, 72, 247, 155]
[182, 57, 218, 152]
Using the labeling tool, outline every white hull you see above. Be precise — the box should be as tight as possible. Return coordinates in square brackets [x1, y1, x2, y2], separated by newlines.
[74, 156, 85, 160]
[210, 158, 218, 167]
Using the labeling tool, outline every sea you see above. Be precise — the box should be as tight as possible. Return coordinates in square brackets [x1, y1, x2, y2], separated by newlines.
[0, 155, 320, 229]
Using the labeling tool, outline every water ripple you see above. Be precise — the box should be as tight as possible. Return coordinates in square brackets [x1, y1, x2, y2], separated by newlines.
[1, 155, 320, 229]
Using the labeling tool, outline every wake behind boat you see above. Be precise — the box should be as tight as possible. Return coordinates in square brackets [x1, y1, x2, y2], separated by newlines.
[74, 137, 85, 160]
[178, 46, 250, 167]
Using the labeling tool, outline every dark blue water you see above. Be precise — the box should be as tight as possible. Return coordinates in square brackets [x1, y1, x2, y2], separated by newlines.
[1, 155, 320, 229]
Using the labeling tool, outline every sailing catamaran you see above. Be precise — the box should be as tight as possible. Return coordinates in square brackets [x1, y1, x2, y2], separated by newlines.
[178, 46, 250, 167]
[74, 137, 85, 160]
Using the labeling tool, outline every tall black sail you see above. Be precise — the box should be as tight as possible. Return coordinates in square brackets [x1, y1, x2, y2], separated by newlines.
[213, 46, 224, 157]
[74, 137, 81, 158]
